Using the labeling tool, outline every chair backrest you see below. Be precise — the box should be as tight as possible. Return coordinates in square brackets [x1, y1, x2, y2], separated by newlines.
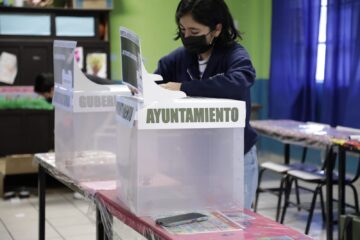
[298, 146, 331, 172]
[353, 155, 360, 183]
[301, 147, 308, 163]
[320, 147, 337, 171]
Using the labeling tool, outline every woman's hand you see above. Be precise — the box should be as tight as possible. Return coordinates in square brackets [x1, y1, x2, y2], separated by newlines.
[160, 82, 182, 91]
[126, 85, 138, 95]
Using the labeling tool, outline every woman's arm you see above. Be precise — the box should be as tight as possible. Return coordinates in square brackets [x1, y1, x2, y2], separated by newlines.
[180, 47, 256, 100]
[154, 50, 179, 84]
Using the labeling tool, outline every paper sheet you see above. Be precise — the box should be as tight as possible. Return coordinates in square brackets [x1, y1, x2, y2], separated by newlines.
[157, 211, 244, 235]
[0, 52, 18, 84]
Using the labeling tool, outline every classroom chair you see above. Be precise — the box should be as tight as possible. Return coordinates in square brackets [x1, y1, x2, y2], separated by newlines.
[254, 146, 319, 221]
[280, 142, 360, 234]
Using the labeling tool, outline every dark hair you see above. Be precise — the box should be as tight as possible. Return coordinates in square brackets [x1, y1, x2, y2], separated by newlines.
[175, 0, 241, 46]
[34, 73, 54, 94]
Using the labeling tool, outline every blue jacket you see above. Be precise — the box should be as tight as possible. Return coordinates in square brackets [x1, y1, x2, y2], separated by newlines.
[155, 42, 257, 154]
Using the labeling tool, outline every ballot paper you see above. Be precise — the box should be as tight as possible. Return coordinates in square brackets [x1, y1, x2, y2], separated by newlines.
[0, 52, 18, 84]
[157, 211, 244, 235]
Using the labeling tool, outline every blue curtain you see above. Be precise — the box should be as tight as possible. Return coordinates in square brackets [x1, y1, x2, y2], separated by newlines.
[269, 0, 321, 121]
[322, 0, 360, 127]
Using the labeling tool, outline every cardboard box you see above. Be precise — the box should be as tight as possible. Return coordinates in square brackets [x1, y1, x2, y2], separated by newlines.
[0, 154, 38, 197]
[0, 154, 38, 175]
[340, 214, 360, 240]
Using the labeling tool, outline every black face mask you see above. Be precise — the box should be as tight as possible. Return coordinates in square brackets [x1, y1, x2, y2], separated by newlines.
[180, 31, 215, 54]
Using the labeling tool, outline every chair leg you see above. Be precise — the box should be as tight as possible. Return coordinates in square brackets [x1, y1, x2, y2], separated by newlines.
[305, 186, 320, 235]
[354, 187, 359, 213]
[319, 186, 326, 223]
[294, 179, 301, 212]
[280, 177, 294, 224]
[276, 175, 286, 222]
[254, 168, 266, 212]
[348, 184, 360, 213]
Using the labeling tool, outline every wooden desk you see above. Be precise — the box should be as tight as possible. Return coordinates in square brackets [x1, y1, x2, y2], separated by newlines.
[251, 119, 360, 240]
[34, 153, 312, 240]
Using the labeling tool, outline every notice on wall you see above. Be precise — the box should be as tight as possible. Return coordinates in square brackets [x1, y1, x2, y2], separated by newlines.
[0, 52, 18, 85]
[74, 47, 84, 70]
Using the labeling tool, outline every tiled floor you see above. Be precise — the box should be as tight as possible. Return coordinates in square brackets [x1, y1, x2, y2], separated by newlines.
[0, 152, 359, 240]
[0, 189, 96, 240]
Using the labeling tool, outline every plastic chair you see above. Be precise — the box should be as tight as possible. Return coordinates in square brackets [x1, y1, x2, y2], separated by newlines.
[254, 122, 330, 221]
[280, 145, 360, 234]
[254, 146, 318, 221]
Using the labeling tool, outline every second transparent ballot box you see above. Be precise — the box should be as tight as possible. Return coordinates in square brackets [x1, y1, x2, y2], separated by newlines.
[53, 40, 130, 181]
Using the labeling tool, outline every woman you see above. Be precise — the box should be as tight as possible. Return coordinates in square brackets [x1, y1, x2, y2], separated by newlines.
[155, 0, 258, 209]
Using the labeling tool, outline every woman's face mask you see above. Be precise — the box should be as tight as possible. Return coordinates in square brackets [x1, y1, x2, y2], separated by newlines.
[181, 31, 215, 54]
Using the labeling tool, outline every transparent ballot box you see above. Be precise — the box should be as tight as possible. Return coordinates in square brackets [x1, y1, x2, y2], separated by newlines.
[115, 96, 245, 216]
[53, 40, 130, 180]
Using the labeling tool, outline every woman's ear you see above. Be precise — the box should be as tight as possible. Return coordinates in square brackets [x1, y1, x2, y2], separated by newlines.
[214, 23, 222, 37]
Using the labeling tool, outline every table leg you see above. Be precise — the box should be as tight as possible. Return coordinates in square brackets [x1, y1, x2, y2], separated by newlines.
[284, 144, 290, 165]
[105, 213, 113, 240]
[96, 207, 105, 240]
[338, 146, 346, 239]
[326, 147, 334, 240]
[38, 165, 46, 240]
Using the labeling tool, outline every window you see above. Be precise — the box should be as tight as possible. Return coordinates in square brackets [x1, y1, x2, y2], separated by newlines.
[0, 14, 51, 36]
[315, 0, 328, 83]
[55, 16, 95, 37]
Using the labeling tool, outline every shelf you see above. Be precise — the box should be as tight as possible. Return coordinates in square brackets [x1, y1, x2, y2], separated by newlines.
[0, 6, 111, 13]
[0, 6, 109, 41]
[0, 4, 112, 84]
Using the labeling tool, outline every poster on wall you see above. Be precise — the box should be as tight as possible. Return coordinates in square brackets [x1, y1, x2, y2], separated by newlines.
[0, 52, 18, 85]
[86, 53, 107, 78]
